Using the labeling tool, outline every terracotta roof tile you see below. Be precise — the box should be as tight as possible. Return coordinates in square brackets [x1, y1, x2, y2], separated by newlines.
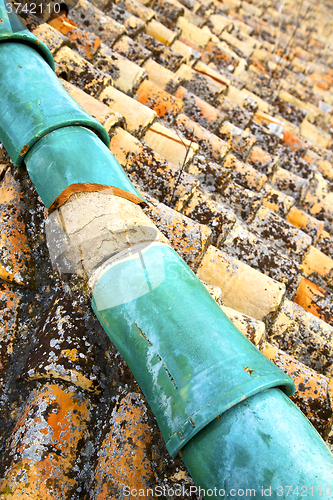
[19, 293, 102, 392]
[269, 299, 333, 378]
[182, 190, 236, 246]
[143, 58, 183, 92]
[0, 283, 21, 395]
[134, 79, 184, 120]
[112, 34, 151, 66]
[197, 245, 285, 321]
[219, 121, 257, 161]
[176, 63, 225, 104]
[121, 0, 156, 22]
[93, 44, 147, 95]
[143, 194, 211, 270]
[91, 392, 153, 498]
[293, 277, 333, 326]
[145, 19, 178, 46]
[144, 122, 199, 168]
[223, 153, 267, 191]
[251, 205, 312, 259]
[175, 86, 226, 132]
[261, 185, 295, 218]
[262, 342, 333, 438]
[110, 127, 199, 210]
[107, 3, 145, 37]
[0, 383, 90, 498]
[286, 206, 325, 242]
[176, 113, 230, 162]
[2, 0, 333, 488]
[136, 33, 185, 71]
[99, 84, 157, 137]
[69, 0, 126, 46]
[221, 220, 302, 294]
[54, 46, 112, 97]
[0, 170, 32, 287]
[60, 79, 124, 134]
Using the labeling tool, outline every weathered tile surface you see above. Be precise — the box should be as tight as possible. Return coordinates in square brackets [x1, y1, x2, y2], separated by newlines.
[197, 245, 286, 322]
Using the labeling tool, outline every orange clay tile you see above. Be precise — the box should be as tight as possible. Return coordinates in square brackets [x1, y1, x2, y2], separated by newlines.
[144, 122, 199, 169]
[193, 60, 230, 89]
[197, 245, 286, 321]
[176, 113, 230, 162]
[134, 80, 184, 121]
[262, 185, 295, 218]
[177, 17, 211, 47]
[182, 191, 236, 246]
[303, 150, 333, 182]
[48, 13, 78, 35]
[109, 127, 143, 167]
[20, 293, 102, 392]
[269, 299, 333, 378]
[112, 35, 151, 66]
[286, 206, 325, 242]
[302, 246, 333, 288]
[54, 46, 112, 98]
[92, 393, 154, 499]
[145, 19, 177, 46]
[171, 39, 201, 66]
[32, 23, 68, 54]
[219, 121, 257, 161]
[143, 194, 211, 270]
[176, 63, 225, 105]
[251, 206, 312, 258]
[203, 41, 239, 72]
[222, 153, 267, 192]
[67, 26, 101, 59]
[293, 277, 331, 323]
[99, 85, 156, 137]
[60, 79, 124, 135]
[0, 282, 21, 394]
[122, 0, 156, 21]
[271, 167, 309, 202]
[221, 306, 267, 347]
[262, 342, 333, 437]
[301, 192, 333, 234]
[0, 170, 32, 286]
[300, 120, 332, 150]
[316, 230, 333, 260]
[109, 128, 199, 211]
[0, 383, 90, 498]
[143, 59, 182, 93]
[174, 86, 226, 133]
[280, 129, 307, 151]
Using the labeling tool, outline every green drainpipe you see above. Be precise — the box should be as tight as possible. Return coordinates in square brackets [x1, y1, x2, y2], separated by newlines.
[1, 6, 333, 498]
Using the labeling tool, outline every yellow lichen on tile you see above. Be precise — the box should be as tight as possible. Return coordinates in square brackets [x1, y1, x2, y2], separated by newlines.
[60, 79, 123, 133]
[99, 85, 157, 137]
[0, 171, 32, 286]
[197, 245, 285, 321]
[92, 393, 154, 499]
[0, 383, 90, 499]
[144, 122, 199, 169]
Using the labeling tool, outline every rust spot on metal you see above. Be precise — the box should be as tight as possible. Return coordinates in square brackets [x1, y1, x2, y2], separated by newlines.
[19, 144, 29, 156]
[18, 66, 22, 68]
[189, 417, 195, 427]
[0, 19, 4, 23]
[244, 366, 254, 375]
[177, 431, 184, 440]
